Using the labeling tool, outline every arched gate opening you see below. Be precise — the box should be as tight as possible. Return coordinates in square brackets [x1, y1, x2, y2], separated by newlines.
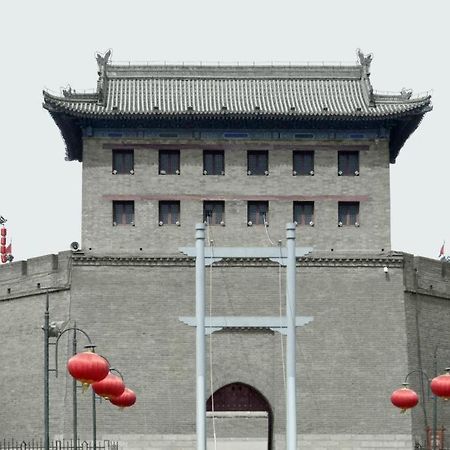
[207, 382, 273, 450]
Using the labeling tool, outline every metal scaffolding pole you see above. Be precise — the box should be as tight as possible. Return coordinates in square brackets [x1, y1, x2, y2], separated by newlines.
[195, 224, 206, 450]
[286, 223, 297, 450]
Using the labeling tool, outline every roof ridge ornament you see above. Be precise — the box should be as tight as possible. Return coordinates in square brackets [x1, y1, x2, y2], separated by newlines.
[96, 49, 112, 72]
[356, 48, 373, 77]
[95, 49, 112, 106]
[400, 88, 413, 100]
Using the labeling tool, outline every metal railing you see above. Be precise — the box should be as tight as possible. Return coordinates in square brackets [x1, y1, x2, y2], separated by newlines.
[0, 441, 118, 450]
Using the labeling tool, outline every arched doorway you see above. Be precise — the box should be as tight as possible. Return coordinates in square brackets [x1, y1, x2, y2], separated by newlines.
[206, 382, 273, 450]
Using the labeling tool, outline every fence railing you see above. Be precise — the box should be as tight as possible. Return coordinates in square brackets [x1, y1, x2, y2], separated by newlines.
[0, 441, 119, 450]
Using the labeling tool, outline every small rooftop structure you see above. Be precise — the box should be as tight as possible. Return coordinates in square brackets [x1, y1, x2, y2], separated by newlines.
[43, 49, 432, 162]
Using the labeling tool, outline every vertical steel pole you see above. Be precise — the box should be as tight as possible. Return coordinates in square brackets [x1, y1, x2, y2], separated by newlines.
[44, 291, 50, 450]
[433, 349, 437, 450]
[195, 224, 206, 450]
[92, 390, 97, 450]
[72, 326, 78, 449]
[286, 223, 297, 450]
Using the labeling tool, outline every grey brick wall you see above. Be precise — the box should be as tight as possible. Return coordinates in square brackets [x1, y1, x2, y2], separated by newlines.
[403, 256, 450, 444]
[81, 136, 390, 256]
[3, 252, 448, 449]
[0, 252, 72, 439]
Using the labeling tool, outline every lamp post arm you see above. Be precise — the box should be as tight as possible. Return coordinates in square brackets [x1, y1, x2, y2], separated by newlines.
[404, 369, 430, 385]
[110, 368, 124, 381]
[54, 327, 94, 377]
[403, 368, 434, 449]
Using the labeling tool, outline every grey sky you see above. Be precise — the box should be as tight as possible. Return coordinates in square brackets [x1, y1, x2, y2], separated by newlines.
[1, 0, 448, 261]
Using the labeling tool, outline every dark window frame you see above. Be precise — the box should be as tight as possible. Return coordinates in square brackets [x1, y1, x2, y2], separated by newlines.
[159, 150, 180, 175]
[112, 150, 134, 174]
[293, 201, 315, 226]
[338, 151, 359, 176]
[203, 201, 225, 225]
[247, 201, 269, 225]
[247, 151, 269, 176]
[338, 202, 360, 226]
[293, 151, 315, 176]
[203, 150, 225, 175]
[113, 201, 135, 225]
[159, 201, 180, 225]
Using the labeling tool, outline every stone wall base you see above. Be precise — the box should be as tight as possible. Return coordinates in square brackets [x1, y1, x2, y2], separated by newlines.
[105, 433, 414, 450]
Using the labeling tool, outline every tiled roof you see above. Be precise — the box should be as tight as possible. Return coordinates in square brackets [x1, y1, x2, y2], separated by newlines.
[43, 64, 431, 119]
[43, 53, 432, 162]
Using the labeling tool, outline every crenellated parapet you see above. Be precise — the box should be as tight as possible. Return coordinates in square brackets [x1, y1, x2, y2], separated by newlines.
[0, 251, 72, 301]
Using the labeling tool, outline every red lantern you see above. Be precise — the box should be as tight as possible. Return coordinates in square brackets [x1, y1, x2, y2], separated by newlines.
[67, 350, 110, 390]
[1, 237, 5, 246]
[431, 369, 450, 400]
[1, 246, 6, 254]
[1, 255, 7, 263]
[92, 373, 125, 399]
[1, 228, 6, 237]
[110, 388, 136, 408]
[391, 385, 419, 413]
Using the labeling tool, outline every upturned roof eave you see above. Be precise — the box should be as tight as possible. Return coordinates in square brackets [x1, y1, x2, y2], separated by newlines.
[44, 106, 430, 163]
[43, 101, 431, 122]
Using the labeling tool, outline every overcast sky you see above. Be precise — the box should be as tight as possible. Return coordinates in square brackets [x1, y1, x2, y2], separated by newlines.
[0, 0, 448, 261]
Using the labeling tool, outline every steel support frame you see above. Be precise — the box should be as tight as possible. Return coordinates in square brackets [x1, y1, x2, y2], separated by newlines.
[194, 223, 306, 450]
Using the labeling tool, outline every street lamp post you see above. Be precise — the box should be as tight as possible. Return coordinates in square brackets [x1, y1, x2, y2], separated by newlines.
[391, 365, 450, 450]
[42, 287, 71, 450]
[55, 328, 100, 448]
[43, 288, 136, 450]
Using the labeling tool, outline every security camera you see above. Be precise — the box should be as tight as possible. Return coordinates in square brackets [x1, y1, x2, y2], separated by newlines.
[70, 242, 80, 251]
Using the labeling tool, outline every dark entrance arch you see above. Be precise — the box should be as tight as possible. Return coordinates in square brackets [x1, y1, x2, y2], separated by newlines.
[206, 382, 273, 450]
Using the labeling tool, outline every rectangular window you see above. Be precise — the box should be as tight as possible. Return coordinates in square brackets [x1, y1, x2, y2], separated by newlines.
[294, 202, 314, 226]
[159, 201, 180, 225]
[159, 150, 180, 175]
[338, 151, 359, 176]
[338, 202, 359, 226]
[112, 150, 134, 174]
[113, 201, 134, 225]
[203, 150, 225, 175]
[293, 151, 314, 176]
[247, 201, 269, 225]
[247, 151, 269, 175]
[203, 201, 225, 225]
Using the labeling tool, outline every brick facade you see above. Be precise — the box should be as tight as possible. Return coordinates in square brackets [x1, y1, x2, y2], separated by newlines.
[81, 136, 391, 256]
[0, 55, 440, 449]
[2, 250, 449, 449]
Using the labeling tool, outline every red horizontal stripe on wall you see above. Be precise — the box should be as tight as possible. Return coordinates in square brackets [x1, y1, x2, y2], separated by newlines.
[103, 194, 370, 202]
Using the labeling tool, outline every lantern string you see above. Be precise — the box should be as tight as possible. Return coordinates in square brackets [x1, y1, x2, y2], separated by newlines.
[206, 219, 218, 450]
[262, 222, 287, 398]
[277, 242, 287, 398]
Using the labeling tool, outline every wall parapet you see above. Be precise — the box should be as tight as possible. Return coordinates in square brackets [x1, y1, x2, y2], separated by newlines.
[72, 252, 404, 268]
[403, 253, 450, 300]
[0, 251, 72, 299]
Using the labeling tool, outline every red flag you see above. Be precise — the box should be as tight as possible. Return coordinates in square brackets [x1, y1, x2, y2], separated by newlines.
[5, 243, 11, 255]
[439, 242, 445, 258]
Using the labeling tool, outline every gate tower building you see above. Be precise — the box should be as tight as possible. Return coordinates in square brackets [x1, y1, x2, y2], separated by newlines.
[1, 50, 449, 450]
